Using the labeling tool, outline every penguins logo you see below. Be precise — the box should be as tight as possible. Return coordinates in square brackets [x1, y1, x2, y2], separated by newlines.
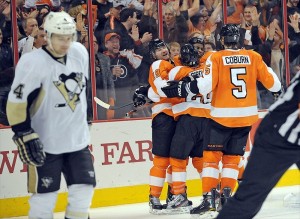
[54, 72, 86, 111]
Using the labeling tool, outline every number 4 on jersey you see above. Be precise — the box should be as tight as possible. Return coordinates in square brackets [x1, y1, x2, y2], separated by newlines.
[13, 84, 25, 99]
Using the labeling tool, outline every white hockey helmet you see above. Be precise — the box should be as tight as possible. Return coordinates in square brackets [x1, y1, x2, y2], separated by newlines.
[44, 11, 76, 37]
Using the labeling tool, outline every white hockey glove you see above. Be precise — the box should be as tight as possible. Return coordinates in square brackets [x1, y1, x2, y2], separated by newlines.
[13, 129, 46, 166]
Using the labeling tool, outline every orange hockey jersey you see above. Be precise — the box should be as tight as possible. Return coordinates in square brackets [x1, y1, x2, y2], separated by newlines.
[197, 49, 281, 127]
[148, 60, 180, 118]
[168, 65, 211, 120]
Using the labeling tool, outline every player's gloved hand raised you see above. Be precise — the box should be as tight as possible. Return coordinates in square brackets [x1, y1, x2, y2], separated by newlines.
[13, 129, 46, 166]
[133, 85, 149, 107]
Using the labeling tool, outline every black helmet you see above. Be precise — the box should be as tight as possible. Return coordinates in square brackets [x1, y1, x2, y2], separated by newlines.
[148, 38, 168, 59]
[220, 24, 240, 44]
[188, 36, 204, 45]
[180, 44, 200, 67]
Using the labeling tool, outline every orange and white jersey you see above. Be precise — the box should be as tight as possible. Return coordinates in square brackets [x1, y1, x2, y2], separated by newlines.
[173, 55, 182, 66]
[168, 65, 211, 120]
[197, 48, 281, 127]
[148, 60, 180, 118]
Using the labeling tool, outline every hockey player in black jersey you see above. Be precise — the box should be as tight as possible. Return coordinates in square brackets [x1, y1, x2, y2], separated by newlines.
[217, 71, 300, 219]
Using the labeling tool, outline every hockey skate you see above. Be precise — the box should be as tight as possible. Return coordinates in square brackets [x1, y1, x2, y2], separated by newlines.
[190, 188, 219, 218]
[163, 185, 193, 209]
[217, 187, 231, 212]
[163, 193, 193, 214]
[149, 195, 163, 214]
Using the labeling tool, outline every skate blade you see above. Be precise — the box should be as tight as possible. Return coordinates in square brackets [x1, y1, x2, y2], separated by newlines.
[162, 205, 192, 215]
[199, 210, 219, 219]
[149, 208, 164, 215]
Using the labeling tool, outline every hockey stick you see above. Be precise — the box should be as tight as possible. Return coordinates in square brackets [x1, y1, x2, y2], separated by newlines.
[125, 109, 137, 118]
[93, 96, 133, 110]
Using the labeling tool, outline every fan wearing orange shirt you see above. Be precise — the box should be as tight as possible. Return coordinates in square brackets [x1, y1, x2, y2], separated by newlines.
[162, 24, 282, 217]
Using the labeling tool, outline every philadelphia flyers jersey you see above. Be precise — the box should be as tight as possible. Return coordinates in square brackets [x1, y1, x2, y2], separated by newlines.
[198, 48, 281, 127]
[7, 42, 90, 154]
[168, 51, 215, 120]
[148, 59, 180, 118]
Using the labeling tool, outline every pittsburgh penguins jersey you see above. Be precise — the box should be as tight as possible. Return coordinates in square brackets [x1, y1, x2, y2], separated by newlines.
[198, 48, 281, 127]
[7, 42, 90, 154]
[148, 59, 180, 118]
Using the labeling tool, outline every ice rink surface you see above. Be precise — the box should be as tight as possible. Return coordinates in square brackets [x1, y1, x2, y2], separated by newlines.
[9, 185, 300, 219]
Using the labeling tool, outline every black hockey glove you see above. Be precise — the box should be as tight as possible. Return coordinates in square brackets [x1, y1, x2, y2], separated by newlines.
[133, 85, 149, 107]
[272, 88, 283, 101]
[13, 129, 46, 166]
[181, 74, 199, 83]
[161, 80, 200, 98]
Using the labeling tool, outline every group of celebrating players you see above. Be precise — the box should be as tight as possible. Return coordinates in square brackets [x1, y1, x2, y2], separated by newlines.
[133, 23, 282, 218]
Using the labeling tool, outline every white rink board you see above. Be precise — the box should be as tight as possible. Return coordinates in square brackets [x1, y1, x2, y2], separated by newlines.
[0, 119, 200, 198]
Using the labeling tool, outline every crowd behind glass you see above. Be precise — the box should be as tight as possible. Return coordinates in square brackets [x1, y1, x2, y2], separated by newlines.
[0, 0, 299, 124]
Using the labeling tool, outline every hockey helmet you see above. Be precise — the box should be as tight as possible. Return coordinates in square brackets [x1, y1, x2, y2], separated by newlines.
[220, 24, 240, 44]
[188, 36, 204, 45]
[148, 38, 168, 59]
[180, 44, 200, 67]
[44, 11, 76, 38]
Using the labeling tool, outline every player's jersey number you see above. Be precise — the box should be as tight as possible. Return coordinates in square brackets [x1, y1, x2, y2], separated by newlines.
[186, 93, 211, 104]
[230, 67, 247, 99]
[13, 84, 25, 99]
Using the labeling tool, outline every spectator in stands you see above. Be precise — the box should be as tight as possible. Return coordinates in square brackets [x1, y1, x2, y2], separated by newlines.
[68, 3, 88, 42]
[103, 32, 142, 118]
[0, 27, 13, 73]
[104, 7, 152, 52]
[227, 0, 245, 24]
[18, 17, 38, 55]
[287, 0, 300, 14]
[162, 0, 189, 44]
[93, 0, 113, 44]
[124, 0, 144, 11]
[259, 0, 281, 26]
[189, 3, 222, 46]
[34, 1, 52, 25]
[22, 26, 47, 54]
[138, 0, 158, 39]
[81, 34, 116, 120]
[287, 8, 300, 79]
[268, 19, 285, 83]
[169, 41, 180, 60]
[0, 0, 12, 44]
[61, 0, 76, 12]
[204, 41, 216, 52]
[104, 7, 153, 87]
[239, 4, 266, 49]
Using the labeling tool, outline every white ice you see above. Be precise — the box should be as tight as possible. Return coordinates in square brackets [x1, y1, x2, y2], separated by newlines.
[8, 185, 300, 219]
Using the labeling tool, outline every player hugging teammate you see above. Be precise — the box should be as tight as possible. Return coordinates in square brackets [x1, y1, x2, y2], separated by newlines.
[134, 24, 282, 218]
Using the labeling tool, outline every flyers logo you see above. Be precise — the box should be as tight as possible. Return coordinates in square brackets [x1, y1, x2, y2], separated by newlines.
[154, 69, 161, 78]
